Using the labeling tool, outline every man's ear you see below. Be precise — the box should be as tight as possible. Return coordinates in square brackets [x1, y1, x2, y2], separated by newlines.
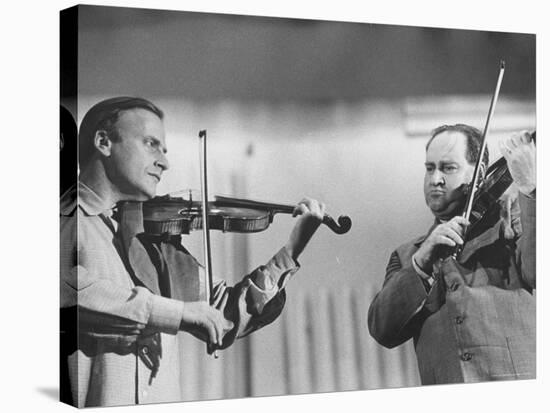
[479, 162, 487, 184]
[480, 161, 487, 180]
[473, 161, 487, 189]
[94, 130, 112, 157]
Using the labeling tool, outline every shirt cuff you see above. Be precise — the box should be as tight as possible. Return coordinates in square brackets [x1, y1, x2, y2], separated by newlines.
[411, 255, 434, 287]
[147, 294, 185, 335]
[257, 247, 300, 290]
[247, 247, 299, 314]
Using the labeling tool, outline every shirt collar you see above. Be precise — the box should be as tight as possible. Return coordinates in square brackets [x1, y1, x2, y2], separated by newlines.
[77, 181, 116, 217]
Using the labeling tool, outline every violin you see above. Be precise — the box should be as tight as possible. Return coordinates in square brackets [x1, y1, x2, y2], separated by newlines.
[139, 191, 352, 236]
[465, 131, 536, 240]
[455, 60, 536, 248]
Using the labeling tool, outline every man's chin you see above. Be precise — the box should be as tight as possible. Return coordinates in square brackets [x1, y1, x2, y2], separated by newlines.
[429, 201, 463, 221]
[122, 190, 156, 202]
[141, 190, 156, 201]
[141, 184, 158, 200]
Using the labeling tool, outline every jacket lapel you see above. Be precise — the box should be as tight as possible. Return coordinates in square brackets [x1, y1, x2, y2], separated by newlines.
[458, 219, 502, 264]
[118, 202, 161, 296]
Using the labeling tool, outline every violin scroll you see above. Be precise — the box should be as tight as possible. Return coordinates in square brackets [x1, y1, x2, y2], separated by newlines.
[323, 214, 352, 234]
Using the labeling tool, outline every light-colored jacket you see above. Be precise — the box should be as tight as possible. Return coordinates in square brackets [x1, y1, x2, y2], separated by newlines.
[60, 183, 298, 407]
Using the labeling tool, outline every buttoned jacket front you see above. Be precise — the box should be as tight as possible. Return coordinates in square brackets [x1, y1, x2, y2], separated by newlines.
[368, 193, 536, 384]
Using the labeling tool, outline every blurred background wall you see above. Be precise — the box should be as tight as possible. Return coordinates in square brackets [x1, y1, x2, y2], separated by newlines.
[63, 5, 535, 402]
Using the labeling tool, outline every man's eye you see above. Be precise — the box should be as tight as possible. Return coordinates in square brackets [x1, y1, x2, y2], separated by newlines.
[425, 166, 434, 173]
[144, 139, 157, 149]
[444, 165, 457, 173]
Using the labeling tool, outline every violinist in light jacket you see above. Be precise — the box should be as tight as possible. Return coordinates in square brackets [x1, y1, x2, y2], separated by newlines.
[60, 96, 326, 407]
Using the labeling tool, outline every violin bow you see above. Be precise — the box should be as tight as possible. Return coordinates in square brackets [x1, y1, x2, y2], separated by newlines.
[198, 129, 218, 358]
[463, 60, 506, 222]
[454, 60, 505, 258]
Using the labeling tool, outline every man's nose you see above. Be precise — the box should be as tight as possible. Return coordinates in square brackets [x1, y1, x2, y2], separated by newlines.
[155, 152, 170, 171]
[430, 170, 445, 186]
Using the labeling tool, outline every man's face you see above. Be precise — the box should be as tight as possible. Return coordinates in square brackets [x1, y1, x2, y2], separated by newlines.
[423, 131, 474, 219]
[105, 108, 169, 201]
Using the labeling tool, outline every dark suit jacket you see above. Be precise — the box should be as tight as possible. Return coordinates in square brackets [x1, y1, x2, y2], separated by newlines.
[368, 193, 536, 384]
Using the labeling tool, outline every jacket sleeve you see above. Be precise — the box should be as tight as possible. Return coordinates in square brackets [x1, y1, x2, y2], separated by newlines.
[199, 247, 299, 349]
[145, 233, 299, 349]
[60, 212, 186, 347]
[367, 249, 442, 348]
[516, 192, 536, 289]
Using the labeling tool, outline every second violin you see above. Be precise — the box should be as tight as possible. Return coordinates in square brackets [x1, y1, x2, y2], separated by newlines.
[139, 191, 352, 236]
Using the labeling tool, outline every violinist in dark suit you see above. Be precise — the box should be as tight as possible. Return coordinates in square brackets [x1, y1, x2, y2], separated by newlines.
[60, 96, 326, 407]
[368, 124, 536, 384]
